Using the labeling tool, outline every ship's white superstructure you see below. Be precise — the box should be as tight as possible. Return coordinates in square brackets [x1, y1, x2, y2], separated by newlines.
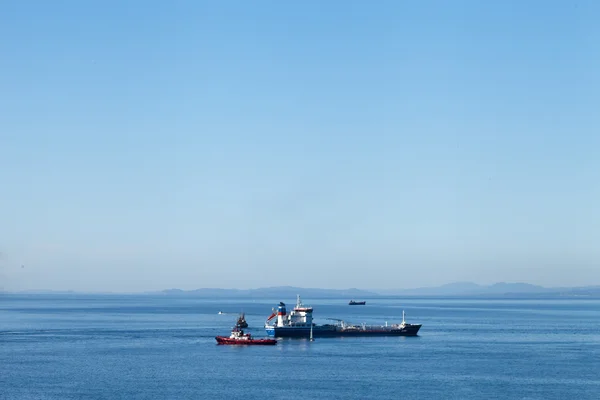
[267, 295, 314, 328]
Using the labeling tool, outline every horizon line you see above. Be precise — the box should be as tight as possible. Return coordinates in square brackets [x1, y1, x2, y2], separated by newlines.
[3, 281, 600, 295]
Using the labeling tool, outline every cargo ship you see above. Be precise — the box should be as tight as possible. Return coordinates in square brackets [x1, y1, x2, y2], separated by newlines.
[349, 300, 366, 305]
[264, 295, 421, 338]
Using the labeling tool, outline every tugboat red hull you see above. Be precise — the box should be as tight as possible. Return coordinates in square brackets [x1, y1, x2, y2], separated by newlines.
[215, 336, 277, 345]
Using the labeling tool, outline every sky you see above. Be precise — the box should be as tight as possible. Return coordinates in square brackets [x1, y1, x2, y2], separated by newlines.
[1, 0, 599, 292]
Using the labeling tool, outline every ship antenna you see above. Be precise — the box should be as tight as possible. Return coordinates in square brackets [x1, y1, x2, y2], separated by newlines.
[402, 310, 406, 324]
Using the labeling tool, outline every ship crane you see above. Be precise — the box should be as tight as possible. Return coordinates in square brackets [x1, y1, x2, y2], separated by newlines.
[326, 318, 349, 329]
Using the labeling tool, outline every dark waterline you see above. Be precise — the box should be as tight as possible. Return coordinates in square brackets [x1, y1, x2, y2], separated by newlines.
[1, 294, 599, 399]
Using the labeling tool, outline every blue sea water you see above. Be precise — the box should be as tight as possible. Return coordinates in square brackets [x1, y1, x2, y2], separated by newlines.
[1, 295, 599, 399]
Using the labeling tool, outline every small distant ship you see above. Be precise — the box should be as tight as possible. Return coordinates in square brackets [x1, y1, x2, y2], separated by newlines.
[216, 326, 277, 345]
[349, 300, 366, 305]
[265, 295, 421, 338]
[236, 312, 248, 328]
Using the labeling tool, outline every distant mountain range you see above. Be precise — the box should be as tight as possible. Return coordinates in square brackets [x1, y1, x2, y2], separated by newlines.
[161, 286, 379, 299]
[376, 282, 555, 296]
[5, 282, 600, 297]
[378, 282, 600, 297]
[158, 282, 600, 298]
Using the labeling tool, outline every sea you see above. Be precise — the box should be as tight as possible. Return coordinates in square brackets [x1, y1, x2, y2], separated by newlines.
[1, 294, 599, 400]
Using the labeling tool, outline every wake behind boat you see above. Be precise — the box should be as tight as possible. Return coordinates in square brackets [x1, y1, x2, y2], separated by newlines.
[265, 295, 422, 338]
[216, 326, 277, 345]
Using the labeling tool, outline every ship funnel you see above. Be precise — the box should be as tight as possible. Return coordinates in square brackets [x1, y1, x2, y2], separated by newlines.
[277, 303, 287, 315]
[276, 302, 287, 326]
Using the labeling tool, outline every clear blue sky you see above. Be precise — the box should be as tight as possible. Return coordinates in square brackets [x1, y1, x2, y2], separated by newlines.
[1, 0, 598, 292]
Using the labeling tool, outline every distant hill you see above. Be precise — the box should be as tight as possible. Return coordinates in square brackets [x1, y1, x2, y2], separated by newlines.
[7, 283, 600, 298]
[486, 282, 550, 294]
[377, 282, 553, 296]
[161, 286, 379, 299]
[556, 286, 600, 297]
[379, 283, 600, 298]
[160, 283, 600, 298]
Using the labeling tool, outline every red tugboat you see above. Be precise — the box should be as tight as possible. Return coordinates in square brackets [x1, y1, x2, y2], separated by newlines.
[216, 326, 277, 345]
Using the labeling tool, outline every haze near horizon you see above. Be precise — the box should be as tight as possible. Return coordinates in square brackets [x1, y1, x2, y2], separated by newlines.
[1, 1, 599, 293]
